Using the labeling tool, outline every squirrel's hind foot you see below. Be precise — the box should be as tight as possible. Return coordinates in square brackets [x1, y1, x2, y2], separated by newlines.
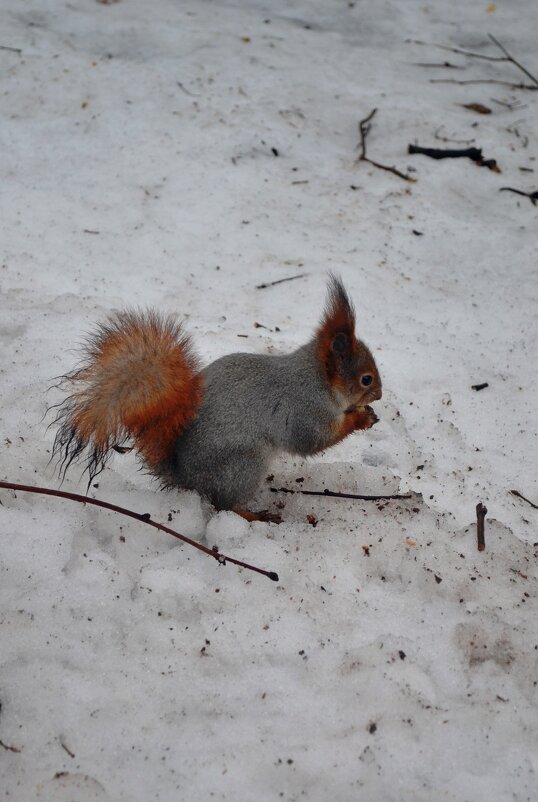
[232, 506, 282, 524]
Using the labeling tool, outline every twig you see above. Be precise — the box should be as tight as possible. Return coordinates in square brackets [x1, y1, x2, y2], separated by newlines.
[510, 490, 538, 510]
[413, 61, 465, 69]
[408, 144, 500, 172]
[430, 78, 537, 90]
[0, 738, 21, 753]
[176, 81, 198, 97]
[476, 503, 487, 552]
[60, 741, 75, 759]
[410, 39, 508, 62]
[0, 481, 278, 582]
[488, 33, 538, 89]
[0, 45, 22, 54]
[357, 109, 416, 183]
[490, 97, 526, 112]
[499, 187, 538, 206]
[434, 126, 475, 146]
[412, 36, 538, 89]
[471, 382, 489, 391]
[270, 486, 412, 501]
[256, 273, 306, 290]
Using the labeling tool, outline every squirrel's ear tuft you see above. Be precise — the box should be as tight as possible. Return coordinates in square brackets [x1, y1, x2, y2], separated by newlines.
[317, 274, 356, 342]
[316, 275, 356, 381]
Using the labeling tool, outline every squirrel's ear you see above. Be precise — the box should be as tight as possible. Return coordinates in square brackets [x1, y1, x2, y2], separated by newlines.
[316, 275, 356, 380]
[331, 332, 352, 356]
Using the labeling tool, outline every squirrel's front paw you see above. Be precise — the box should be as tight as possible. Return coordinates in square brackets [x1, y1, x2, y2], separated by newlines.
[353, 405, 379, 431]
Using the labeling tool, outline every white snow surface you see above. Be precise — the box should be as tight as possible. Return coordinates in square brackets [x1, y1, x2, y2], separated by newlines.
[1, 0, 537, 800]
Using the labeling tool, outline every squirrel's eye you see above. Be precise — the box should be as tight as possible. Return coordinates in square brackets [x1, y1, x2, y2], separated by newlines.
[361, 374, 373, 387]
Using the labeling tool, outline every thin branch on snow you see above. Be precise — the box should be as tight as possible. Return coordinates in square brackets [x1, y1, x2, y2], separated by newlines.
[510, 489, 538, 510]
[430, 78, 537, 90]
[0, 481, 279, 582]
[356, 109, 416, 183]
[412, 61, 466, 69]
[411, 35, 538, 90]
[434, 126, 475, 146]
[270, 486, 413, 502]
[488, 33, 538, 88]
[256, 273, 307, 290]
[499, 187, 538, 206]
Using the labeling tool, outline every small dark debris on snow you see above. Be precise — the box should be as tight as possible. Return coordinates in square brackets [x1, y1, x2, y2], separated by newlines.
[461, 103, 492, 114]
[472, 382, 489, 391]
[412, 229, 423, 236]
[368, 722, 377, 734]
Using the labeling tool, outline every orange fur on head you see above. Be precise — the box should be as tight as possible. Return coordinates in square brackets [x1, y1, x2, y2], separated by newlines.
[53, 311, 203, 483]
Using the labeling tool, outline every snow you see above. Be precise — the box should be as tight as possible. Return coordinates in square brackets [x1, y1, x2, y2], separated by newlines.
[1, 0, 537, 800]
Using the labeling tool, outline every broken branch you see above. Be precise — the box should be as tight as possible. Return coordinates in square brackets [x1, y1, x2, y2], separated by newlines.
[408, 144, 500, 172]
[499, 187, 538, 206]
[476, 503, 487, 552]
[0, 481, 279, 582]
[256, 273, 307, 290]
[357, 109, 416, 183]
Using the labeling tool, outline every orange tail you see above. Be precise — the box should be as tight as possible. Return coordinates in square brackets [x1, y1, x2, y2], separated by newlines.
[52, 310, 203, 485]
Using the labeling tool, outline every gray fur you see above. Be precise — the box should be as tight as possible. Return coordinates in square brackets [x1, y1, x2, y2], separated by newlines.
[171, 340, 343, 509]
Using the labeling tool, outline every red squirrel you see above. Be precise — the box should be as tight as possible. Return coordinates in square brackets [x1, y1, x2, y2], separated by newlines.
[53, 276, 382, 522]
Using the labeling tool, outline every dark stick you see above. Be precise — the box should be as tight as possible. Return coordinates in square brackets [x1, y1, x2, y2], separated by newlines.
[357, 109, 416, 183]
[408, 144, 500, 172]
[256, 273, 307, 290]
[0, 45, 22, 54]
[270, 486, 412, 501]
[510, 489, 538, 511]
[409, 144, 483, 160]
[499, 187, 538, 206]
[471, 382, 489, 391]
[0, 481, 279, 582]
[476, 503, 487, 552]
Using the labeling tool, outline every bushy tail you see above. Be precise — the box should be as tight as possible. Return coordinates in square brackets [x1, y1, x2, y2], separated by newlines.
[52, 310, 203, 485]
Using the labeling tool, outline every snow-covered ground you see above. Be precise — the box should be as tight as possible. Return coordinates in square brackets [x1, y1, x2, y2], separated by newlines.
[1, 1, 537, 800]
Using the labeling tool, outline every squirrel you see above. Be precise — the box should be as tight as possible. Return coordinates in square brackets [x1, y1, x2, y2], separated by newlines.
[52, 275, 382, 522]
